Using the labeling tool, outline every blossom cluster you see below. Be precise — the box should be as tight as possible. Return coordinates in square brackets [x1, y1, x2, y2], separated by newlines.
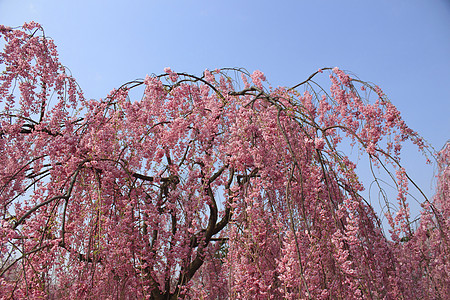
[0, 23, 448, 299]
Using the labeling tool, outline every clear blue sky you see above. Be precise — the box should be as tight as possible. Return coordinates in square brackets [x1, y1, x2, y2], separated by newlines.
[1, 0, 449, 215]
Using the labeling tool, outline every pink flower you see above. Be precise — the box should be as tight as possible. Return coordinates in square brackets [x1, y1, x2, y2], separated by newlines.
[250, 70, 266, 89]
[164, 67, 178, 82]
[314, 137, 325, 150]
[204, 69, 215, 83]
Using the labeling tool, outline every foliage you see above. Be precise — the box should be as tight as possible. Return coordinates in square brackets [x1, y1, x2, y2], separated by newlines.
[1, 22, 449, 299]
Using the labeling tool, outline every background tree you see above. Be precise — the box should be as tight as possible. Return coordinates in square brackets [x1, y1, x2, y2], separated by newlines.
[1, 22, 448, 299]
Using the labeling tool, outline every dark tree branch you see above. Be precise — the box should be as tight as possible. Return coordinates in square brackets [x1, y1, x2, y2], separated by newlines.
[13, 167, 81, 229]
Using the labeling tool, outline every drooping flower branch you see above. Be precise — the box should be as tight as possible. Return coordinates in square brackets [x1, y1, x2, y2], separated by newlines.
[0, 23, 448, 299]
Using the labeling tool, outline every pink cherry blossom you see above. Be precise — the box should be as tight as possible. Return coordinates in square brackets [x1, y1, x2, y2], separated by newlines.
[0, 23, 448, 299]
[164, 66, 178, 82]
[314, 137, 325, 150]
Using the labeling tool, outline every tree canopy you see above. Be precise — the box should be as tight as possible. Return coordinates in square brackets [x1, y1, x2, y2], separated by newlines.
[1, 22, 449, 299]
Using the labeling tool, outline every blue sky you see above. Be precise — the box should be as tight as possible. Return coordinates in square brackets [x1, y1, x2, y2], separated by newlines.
[1, 0, 449, 217]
